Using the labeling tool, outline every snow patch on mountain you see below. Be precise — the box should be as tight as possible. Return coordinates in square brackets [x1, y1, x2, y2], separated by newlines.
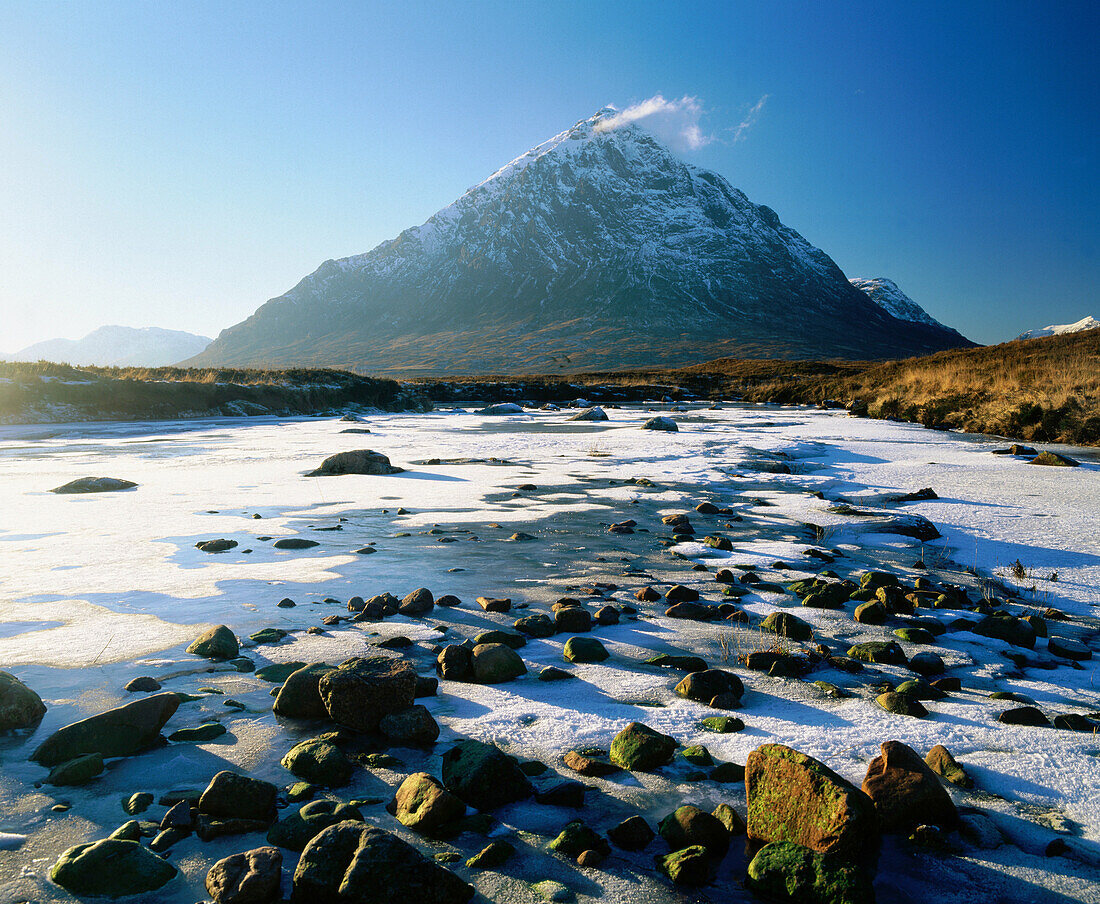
[5, 326, 213, 367]
[848, 277, 946, 329]
[1015, 315, 1099, 341]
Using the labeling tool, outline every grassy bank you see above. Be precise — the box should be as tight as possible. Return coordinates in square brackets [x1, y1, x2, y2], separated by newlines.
[0, 362, 430, 423]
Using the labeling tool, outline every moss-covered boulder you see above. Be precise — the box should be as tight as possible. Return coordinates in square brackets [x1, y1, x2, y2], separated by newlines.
[973, 615, 1036, 649]
[609, 722, 678, 771]
[563, 637, 610, 663]
[392, 772, 465, 835]
[549, 820, 610, 857]
[674, 670, 744, 705]
[746, 744, 878, 861]
[471, 643, 527, 683]
[761, 612, 813, 641]
[655, 845, 711, 885]
[187, 625, 240, 660]
[846, 641, 907, 665]
[924, 744, 972, 788]
[441, 739, 533, 810]
[292, 822, 472, 903]
[658, 805, 729, 856]
[0, 671, 47, 730]
[281, 736, 354, 786]
[268, 799, 363, 851]
[199, 771, 278, 822]
[49, 838, 177, 898]
[746, 841, 874, 904]
[273, 663, 334, 719]
[876, 692, 928, 717]
[46, 753, 104, 786]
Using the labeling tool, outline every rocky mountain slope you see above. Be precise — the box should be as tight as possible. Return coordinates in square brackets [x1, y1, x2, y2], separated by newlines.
[6, 326, 212, 367]
[189, 108, 973, 375]
[848, 277, 950, 330]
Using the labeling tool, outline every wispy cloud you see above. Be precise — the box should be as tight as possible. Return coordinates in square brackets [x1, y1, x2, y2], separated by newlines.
[732, 94, 769, 142]
[595, 94, 712, 152]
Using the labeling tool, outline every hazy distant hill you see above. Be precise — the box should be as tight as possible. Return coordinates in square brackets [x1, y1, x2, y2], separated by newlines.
[5, 326, 212, 367]
[188, 107, 973, 375]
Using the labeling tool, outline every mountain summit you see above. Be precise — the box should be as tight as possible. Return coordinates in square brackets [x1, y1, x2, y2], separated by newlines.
[190, 108, 973, 374]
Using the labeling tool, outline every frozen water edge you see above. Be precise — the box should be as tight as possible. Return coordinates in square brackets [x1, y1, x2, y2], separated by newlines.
[0, 404, 1098, 904]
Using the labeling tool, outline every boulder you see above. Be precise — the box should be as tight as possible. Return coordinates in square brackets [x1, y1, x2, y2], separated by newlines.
[51, 476, 138, 493]
[32, 692, 179, 766]
[273, 538, 320, 550]
[642, 416, 678, 432]
[306, 450, 403, 476]
[319, 656, 417, 731]
[609, 722, 678, 771]
[554, 607, 592, 633]
[1030, 451, 1079, 467]
[196, 538, 238, 552]
[282, 737, 354, 786]
[0, 671, 47, 731]
[471, 643, 527, 683]
[268, 800, 363, 852]
[292, 822, 473, 903]
[876, 692, 927, 717]
[656, 845, 710, 885]
[436, 645, 474, 682]
[563, 637, 609, 663]
[924, 744, 972, 788]
[476, 403, 524, 415]
[476, 596, 512, 613]
[674, 669, 744, 705]
[199, 771, 278, 823]
[846, 641, 907, 665]
[761, 612, 813, 641]
[998, 706, 1050, 726]
[658, 805, 729, 856]
[569, 406, 608, 421]
[746, 841, 874, 904]
[1049, 637, 1092, 661]
[515, 614, 556, 637]
[399, 588, 434, 616]
[548, 820, 609, 857]
[187, 625, 240, 660]
[974, 615, 1036, 649]
[379, 705, 440, 744]
[206, 846, 283, 904]
[49, 839, 177, 897]
[47, 752, 104, 785]
[392, 773, 465, 835]
[441, 739, 533, 810]
[746, 743, 878, 861]
[274, 663, 334, 719]
[608, 815, 655, 851]
[861, 741, 957, 831]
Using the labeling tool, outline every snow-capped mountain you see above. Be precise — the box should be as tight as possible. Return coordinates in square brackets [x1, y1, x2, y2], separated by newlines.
[1015, 315, 1099, 341]
[189, 107, 972, 374]
[5, 326, 212, 367]
[848, 277, 949, 330]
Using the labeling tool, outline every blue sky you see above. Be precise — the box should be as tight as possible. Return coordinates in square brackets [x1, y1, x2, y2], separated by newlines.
[1, 0, 1096, 350]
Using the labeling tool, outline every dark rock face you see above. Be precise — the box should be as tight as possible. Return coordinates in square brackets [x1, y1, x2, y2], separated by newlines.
[273, 663, 334, 719]
[318, 657, 417, 731]
[0, 671, 47, 731]
[291, 822, 474, 904]
[32, 693, 179, 766]
[674, 669, 744, 705]
[307, 450, 403, 476]
[50, 476, 138, 494]
[187, 110, 971, 376]
[268, 800, 363, 852]
[746, 743, 878, 862]
[440, 739, 533, 810]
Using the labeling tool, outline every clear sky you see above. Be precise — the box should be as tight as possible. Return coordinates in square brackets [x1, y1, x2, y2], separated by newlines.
[1, 0, 1096, 351]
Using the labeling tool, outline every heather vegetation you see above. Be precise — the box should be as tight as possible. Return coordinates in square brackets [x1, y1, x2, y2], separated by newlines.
[0, 362, 429, 423]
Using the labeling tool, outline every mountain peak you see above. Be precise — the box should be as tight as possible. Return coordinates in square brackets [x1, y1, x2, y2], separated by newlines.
[1016, 315, 1099, 341]
[848, 277, 949, 330]
[189, 110, 973, 374]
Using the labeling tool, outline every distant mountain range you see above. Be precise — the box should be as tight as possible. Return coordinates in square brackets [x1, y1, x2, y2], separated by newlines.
[4, 326, 212, 367]
[1015, 315, 1099, 341]
[187, 107, 973, 375]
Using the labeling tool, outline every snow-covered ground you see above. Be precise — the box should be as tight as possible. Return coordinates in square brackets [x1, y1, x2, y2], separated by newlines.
[0, 405, 1097, 903]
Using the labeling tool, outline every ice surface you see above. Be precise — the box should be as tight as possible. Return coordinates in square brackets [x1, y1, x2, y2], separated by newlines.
[0, 405, 1097, 903]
